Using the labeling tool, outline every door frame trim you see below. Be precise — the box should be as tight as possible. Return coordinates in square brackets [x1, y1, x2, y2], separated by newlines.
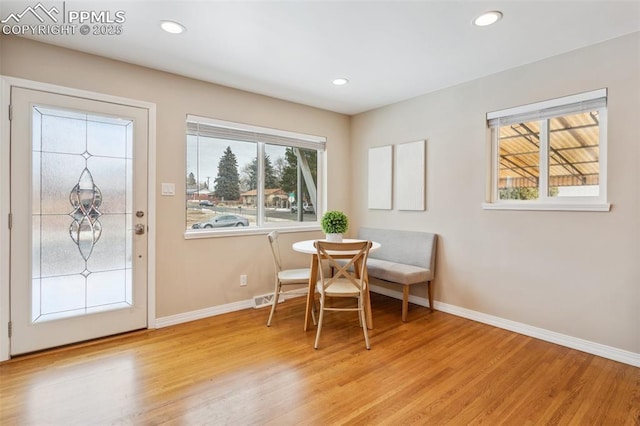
[0, 76, 157, 361]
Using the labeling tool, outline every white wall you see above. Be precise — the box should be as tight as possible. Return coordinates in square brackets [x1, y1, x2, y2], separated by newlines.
[350, 32, 640, 354]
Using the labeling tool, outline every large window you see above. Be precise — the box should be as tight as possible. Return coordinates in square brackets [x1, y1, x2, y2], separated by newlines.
[484, 89, 610, 211]
[186, 115, 325, 234]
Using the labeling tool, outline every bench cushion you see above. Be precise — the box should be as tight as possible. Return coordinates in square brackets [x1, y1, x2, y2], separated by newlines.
[358, 227, 437, 270]
[366, 258, 432, 285]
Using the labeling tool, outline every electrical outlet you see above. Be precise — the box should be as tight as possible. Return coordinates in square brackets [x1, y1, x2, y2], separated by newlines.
[240, 274, 247, 286]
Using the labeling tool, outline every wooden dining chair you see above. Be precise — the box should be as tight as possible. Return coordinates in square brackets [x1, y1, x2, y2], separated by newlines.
[314, 240, 373, 350]
[266, 230, 315, 326]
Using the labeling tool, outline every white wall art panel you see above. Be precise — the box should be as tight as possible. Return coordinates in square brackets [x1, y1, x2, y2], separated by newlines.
[368, 145, 393, 209]
[396, 140, 425, 210]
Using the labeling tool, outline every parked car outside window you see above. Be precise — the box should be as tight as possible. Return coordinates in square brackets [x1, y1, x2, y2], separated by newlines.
[199, 200, 214, 207]
[290, 203, 314, 214]
[192, 215, 249, 229]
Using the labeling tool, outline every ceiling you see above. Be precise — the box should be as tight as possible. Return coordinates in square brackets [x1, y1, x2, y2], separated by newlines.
[2, 1, 639, 115]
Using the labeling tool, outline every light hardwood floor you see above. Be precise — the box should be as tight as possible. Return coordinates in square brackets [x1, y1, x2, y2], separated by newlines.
[1, 293, 639, 425]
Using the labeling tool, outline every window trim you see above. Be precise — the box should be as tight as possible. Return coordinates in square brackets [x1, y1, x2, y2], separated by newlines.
[184, 224, 321, 240]
[185, 115, 326, 237]
[484, 89, 611, 212]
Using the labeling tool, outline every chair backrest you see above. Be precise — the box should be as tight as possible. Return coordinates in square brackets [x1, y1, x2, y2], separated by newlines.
[315, 240, 372, 292]
[267, 230, 283, 273]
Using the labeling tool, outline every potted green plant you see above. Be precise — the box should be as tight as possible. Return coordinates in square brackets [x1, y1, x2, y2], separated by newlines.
[321, 210, 349, 242]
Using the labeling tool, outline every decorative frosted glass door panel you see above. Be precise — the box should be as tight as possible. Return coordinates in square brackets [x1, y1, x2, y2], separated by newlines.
[11, 88, 148, 355]
[32, 106, 132, 322]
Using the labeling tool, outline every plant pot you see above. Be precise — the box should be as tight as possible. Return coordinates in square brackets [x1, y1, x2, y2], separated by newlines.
[325, 233, 343, 242]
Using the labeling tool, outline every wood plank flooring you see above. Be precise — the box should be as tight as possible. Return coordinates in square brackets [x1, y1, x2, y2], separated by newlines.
[1, 293, 639, 425]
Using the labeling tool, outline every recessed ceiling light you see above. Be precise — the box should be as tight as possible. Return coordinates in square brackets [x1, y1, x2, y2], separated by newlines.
[161, 20, 186, 34]
[332, 78, 349, 86]
[473, 11, 503, 27]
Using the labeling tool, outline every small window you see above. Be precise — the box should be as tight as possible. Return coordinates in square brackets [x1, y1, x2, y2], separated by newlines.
[186, 115, 325, 234]
[484, 89, 610, 211]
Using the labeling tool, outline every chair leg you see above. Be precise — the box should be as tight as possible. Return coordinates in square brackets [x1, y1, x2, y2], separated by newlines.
[314, 295, 325, 349]
[311, 294, 318, 325]
[402, 286, 410, 322]
[266, 281, 281, 327]
[360, 297, 370, 349]
[427, 281, 434, 312]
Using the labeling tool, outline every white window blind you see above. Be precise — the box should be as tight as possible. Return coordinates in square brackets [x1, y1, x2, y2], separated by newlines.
[186, 114, 326, 151]
[487, 89, 607, 127]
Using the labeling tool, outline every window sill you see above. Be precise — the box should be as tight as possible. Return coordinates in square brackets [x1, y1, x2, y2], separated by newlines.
[481, 202, 611, 212]
[184, 224, 322, 239]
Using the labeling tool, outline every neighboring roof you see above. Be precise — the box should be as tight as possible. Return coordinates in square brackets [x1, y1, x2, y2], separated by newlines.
[241, 188, 286, 196]
[186, 188, 212, 195]
[498, 111, 599, 189]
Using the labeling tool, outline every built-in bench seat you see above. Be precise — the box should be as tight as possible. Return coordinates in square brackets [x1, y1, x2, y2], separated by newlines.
[357, 227, 437, 321]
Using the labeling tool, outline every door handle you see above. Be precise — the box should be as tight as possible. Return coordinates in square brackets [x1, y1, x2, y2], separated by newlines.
[134, 223, 146, 235]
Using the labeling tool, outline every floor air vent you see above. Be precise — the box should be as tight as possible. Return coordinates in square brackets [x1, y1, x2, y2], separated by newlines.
[253, 293, 283, 309]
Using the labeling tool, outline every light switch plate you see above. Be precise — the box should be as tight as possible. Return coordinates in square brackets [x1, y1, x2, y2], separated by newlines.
[161, 183, 175, 196]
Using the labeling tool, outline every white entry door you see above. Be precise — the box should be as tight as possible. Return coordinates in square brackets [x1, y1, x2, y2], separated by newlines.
[10, 87, 149, 355]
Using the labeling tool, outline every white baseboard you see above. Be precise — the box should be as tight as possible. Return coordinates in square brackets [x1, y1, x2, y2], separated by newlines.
[156, 285, 639, 367]
[369, 284, 640, 368]
[155, 291, 306, 328]
[155, 299, 254, 328]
